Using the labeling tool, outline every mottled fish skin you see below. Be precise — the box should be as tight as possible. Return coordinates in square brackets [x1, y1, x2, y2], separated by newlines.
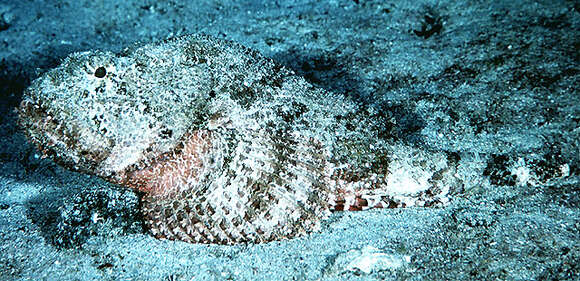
[18, 34, 457, 244]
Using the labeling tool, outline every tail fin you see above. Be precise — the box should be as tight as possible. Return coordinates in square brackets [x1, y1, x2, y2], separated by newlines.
[328, 144, 460, 211]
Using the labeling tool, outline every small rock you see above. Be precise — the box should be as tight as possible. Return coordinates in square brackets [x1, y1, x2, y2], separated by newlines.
[329, 245, 410, 275]
[0, 6, 14, 31]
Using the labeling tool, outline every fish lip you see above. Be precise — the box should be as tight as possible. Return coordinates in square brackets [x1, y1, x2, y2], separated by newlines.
[17, 86, 115, 174]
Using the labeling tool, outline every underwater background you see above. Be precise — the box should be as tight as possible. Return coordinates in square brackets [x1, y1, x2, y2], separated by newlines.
[0, 0, 578, 280]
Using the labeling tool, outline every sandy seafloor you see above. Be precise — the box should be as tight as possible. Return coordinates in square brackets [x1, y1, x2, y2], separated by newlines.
[0, 0, 579, 280]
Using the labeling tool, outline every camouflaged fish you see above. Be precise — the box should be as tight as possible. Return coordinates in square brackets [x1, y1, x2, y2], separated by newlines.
[18, 34, 459, 244]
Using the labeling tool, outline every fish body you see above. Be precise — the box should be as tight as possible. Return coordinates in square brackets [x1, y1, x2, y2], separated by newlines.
[19, 35, 457, 244]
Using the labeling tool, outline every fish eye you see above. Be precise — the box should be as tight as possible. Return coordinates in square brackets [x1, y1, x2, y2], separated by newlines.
[94, 66, 107, 78]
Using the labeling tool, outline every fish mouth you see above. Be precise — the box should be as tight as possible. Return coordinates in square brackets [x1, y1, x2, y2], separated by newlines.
[17, 88, 114, 175]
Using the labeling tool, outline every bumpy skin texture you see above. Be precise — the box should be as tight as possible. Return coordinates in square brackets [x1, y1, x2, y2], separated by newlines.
[18, 35, 458, 244]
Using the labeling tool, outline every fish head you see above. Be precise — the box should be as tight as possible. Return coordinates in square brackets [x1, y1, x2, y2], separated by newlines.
[18, 49, 203, 180]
